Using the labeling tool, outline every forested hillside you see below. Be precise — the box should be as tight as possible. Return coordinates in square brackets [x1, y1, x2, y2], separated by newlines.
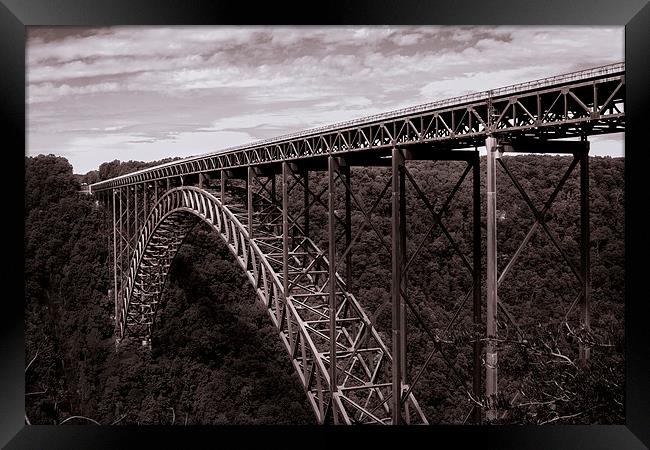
[24, 153, 624, 425]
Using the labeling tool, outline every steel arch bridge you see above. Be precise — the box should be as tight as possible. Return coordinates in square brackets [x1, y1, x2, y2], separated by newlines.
[91, 62, 625, 425]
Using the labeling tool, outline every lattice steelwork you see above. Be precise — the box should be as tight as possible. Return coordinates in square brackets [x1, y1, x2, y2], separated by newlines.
[109, 184, 427, 424]
[92, 63, 623, 192]
[92, 63, 626, 425]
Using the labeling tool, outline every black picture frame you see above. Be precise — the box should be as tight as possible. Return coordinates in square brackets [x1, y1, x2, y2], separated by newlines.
[4, 1, 649, 448]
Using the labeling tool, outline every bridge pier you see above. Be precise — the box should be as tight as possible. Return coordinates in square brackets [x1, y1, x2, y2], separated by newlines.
[485, 136, 500, 421]
[472, 151, 482, 425]
[303, 169, 309, 239]
[112, 189, 120, 342]
[390, 148, 482, 424]
[399, 149, 409, 424]
[343, 165, 353, 292]
[248, 166, 254, 239]
[391, 146, 404, 425]
[326, 156, 338, 423]
[579, 137, 591, 365]
[484, 136, 592, 420]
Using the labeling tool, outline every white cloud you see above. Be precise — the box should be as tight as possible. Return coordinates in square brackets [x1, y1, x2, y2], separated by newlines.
[392, 32, 422, 46]
[588, 134, 624, 157]
[28, 81, 121, 103]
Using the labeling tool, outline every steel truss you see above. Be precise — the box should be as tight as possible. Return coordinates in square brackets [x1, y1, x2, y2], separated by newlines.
[483, 137, 591, 421]
[107, 179, 428, 424]
[91, 63, 624, 192]
[387, 149, 483, 424]
[101, 140, 487, 425]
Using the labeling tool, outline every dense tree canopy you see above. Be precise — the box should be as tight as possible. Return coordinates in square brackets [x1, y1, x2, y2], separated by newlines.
[97, 158, 181, 182]
[24, 153, 624, 425]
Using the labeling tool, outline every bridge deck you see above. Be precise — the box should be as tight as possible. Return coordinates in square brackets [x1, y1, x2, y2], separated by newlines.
[91, 62, 624, 192]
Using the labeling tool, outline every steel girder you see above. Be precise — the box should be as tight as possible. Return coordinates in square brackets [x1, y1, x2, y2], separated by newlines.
[90, 62, 624, 193]
[108, 185, 426, 425]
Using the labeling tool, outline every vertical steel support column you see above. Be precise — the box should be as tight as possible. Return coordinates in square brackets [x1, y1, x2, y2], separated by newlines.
[472, 152, 482, 424]
[248, 167, 254, 239]
[485, 136, 499, 421]
[112, 189, 119, 339]
[281, 164, 291, 393]
[342, 165, 352, 289]
[282, 162, 290, 298]
[272, 172, 279, 235]
[134, 184, 139, 239]
[327, 156, 339, 424]
[399, 155, 408, 423]
[144, 183, 148, 220]
[391, 146, 403, 425]
[303, 169, 310, 239]
[125, 186, 131, 251]
[118, 187, 124, 307]
[579, 139, 591, 364]
[221, 170, 226, 203]
[271, 173, 277, 204]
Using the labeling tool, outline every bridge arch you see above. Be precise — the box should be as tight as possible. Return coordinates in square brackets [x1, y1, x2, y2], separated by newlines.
[119, 187, 277, 342]
[115, 186, 425, 425]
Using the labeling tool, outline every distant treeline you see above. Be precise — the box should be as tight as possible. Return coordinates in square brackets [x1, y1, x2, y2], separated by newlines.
[25, 153, 624, 425]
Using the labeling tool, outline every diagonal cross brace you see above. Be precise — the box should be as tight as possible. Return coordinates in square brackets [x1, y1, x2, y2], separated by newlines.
[497, 157, 583, 286]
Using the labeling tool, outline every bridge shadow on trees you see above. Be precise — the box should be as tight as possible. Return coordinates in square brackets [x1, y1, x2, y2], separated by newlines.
[147, 224, 315, 424]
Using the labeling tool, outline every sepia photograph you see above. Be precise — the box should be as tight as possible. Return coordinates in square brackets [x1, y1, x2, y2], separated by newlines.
[23, 25, 630, 427]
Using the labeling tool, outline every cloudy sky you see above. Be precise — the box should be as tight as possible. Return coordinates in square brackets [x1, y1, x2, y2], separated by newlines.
[27, 26, 624, 174]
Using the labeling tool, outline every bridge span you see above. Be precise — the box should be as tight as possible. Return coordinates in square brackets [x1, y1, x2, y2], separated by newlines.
[91, 62, 625, 425]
